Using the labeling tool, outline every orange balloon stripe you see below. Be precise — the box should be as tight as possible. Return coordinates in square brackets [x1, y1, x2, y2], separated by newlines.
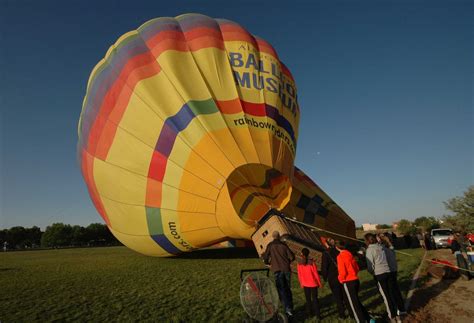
[186, 36, 226, 52]
[215, 99, 242, 114]
[254, 38, 278, 58]
[147, 31, 187, 51]
[183, 27, 223, 42]
[220, 31, 257, 48]
[145, 178, 162, 208]
[94, 117, 120, 160]
[280, 63, 296, 84]
[87, 52, 160, 159]
[81, 149, 110, 226]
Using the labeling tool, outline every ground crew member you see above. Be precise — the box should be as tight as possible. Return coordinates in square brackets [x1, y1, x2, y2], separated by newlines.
[336, 240, 373, 323]
[262, 231, 295, 317]
[321, 238, 349, 319]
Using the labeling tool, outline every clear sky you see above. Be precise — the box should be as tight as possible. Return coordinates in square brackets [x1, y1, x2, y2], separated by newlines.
[1, 0, 472, 229]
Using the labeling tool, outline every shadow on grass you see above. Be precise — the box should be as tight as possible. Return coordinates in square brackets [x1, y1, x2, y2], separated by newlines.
[176, 247, 259, 259]
[292, 301, 354, 323]
[0, 268, 20, 272]
[314, 272, 419, 321]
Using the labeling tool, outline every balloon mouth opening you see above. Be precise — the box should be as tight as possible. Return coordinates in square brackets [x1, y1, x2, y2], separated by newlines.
[226, 164, 292, 225]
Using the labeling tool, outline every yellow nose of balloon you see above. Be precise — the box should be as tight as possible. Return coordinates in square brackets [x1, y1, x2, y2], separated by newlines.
[78, 13, 301, 256]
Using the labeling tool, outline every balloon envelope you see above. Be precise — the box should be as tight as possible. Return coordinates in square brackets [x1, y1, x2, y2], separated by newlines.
[78, 14, 354, 256]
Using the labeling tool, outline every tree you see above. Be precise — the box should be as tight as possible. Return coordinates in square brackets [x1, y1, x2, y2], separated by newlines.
[41, 223, 73, 247]
[397, 219, 416, 235]
[85, 223, 120, 246]
[0, 226, 43, 249]
[443, 186, 474, 232]
[25, 226, 42, 247]
[6, 226, 28, 248]
[71, 225, 88, 246]
[413, 216, 440, 232]
[376, 224, 391, 229]
[0, 229, 6, 243]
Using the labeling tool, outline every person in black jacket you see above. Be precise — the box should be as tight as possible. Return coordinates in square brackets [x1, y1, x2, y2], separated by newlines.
[321, 238, 349, 319]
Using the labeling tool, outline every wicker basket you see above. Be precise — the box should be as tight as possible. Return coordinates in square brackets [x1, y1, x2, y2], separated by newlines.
[251, 215, 325, 269]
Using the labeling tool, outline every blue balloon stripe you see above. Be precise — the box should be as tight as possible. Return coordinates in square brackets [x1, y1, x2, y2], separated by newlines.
[151, 234, 182, 255]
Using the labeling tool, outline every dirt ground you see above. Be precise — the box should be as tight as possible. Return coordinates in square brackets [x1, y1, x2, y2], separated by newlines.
[405, 248, 473, 323]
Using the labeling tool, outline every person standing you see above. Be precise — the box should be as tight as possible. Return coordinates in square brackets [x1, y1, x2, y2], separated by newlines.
[450, 232, 471, 280]
[262, 231, 295, 317]
[336, 240, 373, 323]
[321, 238, 349, 319]
[403, 234, 412, 248]
[365, 233, 400, 322]
[416, 231, 425, 249]
[423, 232, 431, 250]
[297, 247, 322, 319]
[379, 234, 407, 317]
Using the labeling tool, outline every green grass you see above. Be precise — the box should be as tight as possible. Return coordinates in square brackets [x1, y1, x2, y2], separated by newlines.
[0, 247, 423, 322]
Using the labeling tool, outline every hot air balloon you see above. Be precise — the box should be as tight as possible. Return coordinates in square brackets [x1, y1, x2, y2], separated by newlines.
[78, 13, 355, 257]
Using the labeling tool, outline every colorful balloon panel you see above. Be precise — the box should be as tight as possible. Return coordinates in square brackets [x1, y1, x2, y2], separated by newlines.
[282, 167, 356, 239]
[78, 14, 353, 257]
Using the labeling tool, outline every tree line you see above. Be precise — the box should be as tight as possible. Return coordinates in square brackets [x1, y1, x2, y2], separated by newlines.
[396, 216, 440, 235]
[355, 186, 473, 236]
[2, 187, 472, 250]
[0, 223, 121, 250]
[397, 186, 473, 235]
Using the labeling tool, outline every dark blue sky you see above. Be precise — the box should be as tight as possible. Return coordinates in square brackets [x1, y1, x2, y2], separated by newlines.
[1, 0, 472, 229]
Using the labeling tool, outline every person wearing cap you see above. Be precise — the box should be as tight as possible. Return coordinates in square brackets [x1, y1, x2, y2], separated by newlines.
[262, 231, 295, 317]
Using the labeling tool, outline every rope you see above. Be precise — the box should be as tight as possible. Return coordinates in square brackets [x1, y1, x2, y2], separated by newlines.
[429, 256, 474, 274]
[283, 217, 474, 274]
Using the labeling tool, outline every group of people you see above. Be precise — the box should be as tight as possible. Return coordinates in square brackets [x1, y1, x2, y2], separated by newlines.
[262, 231, 407, 322]
[416, 231, 432, 250]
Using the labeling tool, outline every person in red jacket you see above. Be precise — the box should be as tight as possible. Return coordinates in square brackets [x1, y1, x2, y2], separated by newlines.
[336, 240, 373, 323]
[297, 248, 322, 319]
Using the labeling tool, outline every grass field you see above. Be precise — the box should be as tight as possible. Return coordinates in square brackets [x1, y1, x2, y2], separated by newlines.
[0, 246, 423, 322]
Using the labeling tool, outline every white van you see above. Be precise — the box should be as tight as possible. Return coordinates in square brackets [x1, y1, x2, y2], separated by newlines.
[430, 228, 453, 249]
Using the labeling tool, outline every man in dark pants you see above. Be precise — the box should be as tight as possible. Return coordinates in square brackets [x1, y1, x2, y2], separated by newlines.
[365, 233, 399, 322]
[263, 231, 295, 317]
[321, 238, 349, 319]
